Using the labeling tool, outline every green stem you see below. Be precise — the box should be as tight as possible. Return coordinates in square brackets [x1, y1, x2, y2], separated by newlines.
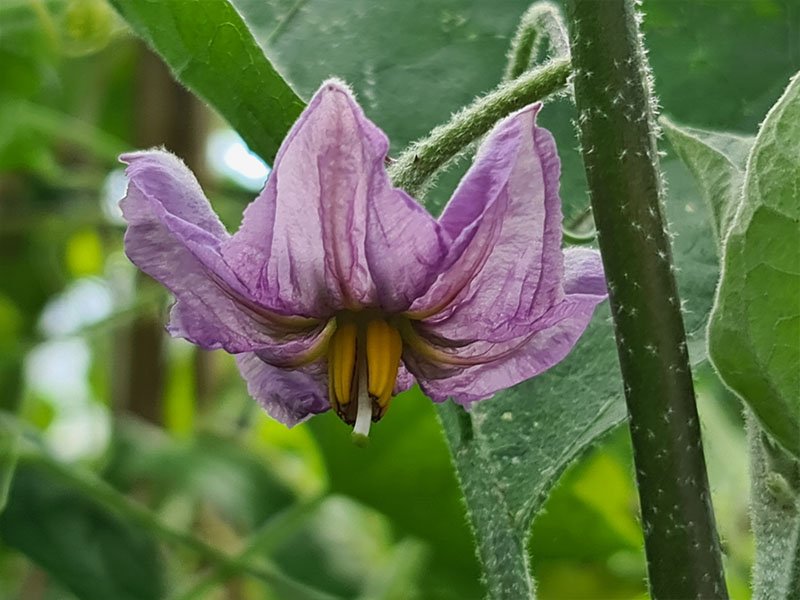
[504, 2, 569, 81]
[387, 57, 570, 200]
[438, 402, 535, 600]
[748, 412, 800, 600]
[564, 1, 727, 598]
[20, 448, 339, 600]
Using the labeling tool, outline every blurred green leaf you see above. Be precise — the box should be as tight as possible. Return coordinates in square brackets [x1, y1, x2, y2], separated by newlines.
[0, 414, 20, 514]
[109, 0, 304, 164]
[0, 462, 166, 600]
[270, 496, 418, 600]
[709, 72, 800, 459]
[108, 422, 298, 531]
[531, 433, 642, 563]
[661, 116, 754, 242]
[308, 390, 483, 600]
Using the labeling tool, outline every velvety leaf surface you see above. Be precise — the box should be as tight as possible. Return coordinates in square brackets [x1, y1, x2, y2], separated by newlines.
[0, 463, 166, 600]
[709, 72, 800, 459]
[110, 0, 304, 163]
[661, 117, 754, 242]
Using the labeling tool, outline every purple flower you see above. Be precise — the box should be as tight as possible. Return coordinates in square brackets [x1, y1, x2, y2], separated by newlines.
[120, 80, 606, 438]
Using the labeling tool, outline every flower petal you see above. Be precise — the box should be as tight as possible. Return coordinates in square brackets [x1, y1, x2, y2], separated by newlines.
[394, 363, 417, 395]
[235, 353, 329, 426]
[406, 293, 603, 404]
[120, 150, 324, 362]
[409, 104, 565, 342]
[224, 80, 447, 316]
[563, 247, 607, 298]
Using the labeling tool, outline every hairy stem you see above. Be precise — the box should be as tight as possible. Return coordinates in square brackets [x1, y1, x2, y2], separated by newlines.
[564, 1, 727, 597]
[748, 412, 800, 600]
[504, 1, 569, 81]
[388, 57, 570, 200]
[438, 402, 535, 600]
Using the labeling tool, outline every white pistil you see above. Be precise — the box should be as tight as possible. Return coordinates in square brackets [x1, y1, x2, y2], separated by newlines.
[351, 360, 372, 445]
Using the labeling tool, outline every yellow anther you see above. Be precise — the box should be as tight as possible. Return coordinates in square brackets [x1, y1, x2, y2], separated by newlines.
[365, 319, 403, 408]
[328, 320, 358, 408]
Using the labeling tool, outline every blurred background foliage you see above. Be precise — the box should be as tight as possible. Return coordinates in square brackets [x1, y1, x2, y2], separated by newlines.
[0, 0, 797, 598]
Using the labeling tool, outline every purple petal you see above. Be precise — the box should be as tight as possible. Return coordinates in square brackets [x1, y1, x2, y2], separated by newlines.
[120, 150, 325, 362]
[406, 294, 603, 404]
[393, 364, 417, 396]
[224, 80, 447, 316]
[235, 353, 329, 426]
[408, 104, 564, 342]
[563, 247, 607, 298]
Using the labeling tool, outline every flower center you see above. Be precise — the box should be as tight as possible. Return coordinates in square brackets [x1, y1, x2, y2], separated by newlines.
[327, 313, 403, 439]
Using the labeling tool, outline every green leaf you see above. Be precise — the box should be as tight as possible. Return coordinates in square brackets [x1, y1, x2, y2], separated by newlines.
[434, 153, 721, 598]
[109, 0, 304, 164]
[107, 422, 298, 531]
[269, 496, 419, 599]
[0, 462, 166, 600]
[709, 72, 800, 458]
[437, 306, 626, 599]
[660, 116, 754, 242]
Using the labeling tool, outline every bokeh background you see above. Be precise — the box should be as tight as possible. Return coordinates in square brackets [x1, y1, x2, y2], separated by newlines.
[0, 0, 797, 598]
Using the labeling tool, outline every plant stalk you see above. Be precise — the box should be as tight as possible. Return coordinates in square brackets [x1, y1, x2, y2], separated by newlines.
[388, 57, 570, 199]
[564, 0, 728, 597]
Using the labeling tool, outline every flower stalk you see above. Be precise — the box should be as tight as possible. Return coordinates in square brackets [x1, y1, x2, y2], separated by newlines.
[504, 1, 569, 82]
[564, 0, 728, 597]
[387, 57, 570, 199]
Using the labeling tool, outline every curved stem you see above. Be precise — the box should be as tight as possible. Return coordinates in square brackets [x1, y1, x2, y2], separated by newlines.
[388, 57, 570, 200]
[504, 2, 569, 81]
[564, 0, 728, 598]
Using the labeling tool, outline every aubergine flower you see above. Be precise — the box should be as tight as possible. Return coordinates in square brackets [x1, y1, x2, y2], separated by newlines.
[120, 80, 606, 438]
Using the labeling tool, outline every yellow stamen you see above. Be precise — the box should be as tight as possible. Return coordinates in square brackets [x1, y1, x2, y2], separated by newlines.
[327, 314, 405, 431]
[327, 320, 358, 410]
[366, 318, 403, 409]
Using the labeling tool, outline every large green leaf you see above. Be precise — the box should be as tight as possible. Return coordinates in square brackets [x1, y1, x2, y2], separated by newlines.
[709, 72, 800, 459]
[0, 462, 166, 600]
[109, 0, 304, 164]
[437, 309, 625, 599]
